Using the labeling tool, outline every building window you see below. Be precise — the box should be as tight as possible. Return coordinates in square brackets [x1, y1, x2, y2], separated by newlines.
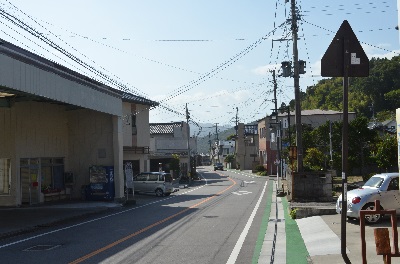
[0, 158, 11, 195]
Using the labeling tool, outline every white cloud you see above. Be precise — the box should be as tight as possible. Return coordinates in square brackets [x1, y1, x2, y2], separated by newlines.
[252, 64, 280, 75]
[361, 44, 399, 59]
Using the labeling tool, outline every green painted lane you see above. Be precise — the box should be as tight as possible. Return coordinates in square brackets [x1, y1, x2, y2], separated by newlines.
[252, 179, 273, 263]
[282, 197, 309, 264]
[252, 179, 309, 263]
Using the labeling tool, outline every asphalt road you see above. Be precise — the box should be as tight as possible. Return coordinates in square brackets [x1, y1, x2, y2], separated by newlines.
[0, 167, 273, 264]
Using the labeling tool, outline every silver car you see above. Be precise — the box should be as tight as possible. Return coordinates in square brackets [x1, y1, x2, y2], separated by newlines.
[336, 172, 400, 224]
[133, 172, 174, 197]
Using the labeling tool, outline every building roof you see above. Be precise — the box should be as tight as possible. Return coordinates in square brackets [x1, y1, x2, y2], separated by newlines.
[0, 38, 158, 107]
[149, 122, 183, 134]
[121, 92, 158, 107]
[283, 109, 355, 116]
[257, 109, 356, 123]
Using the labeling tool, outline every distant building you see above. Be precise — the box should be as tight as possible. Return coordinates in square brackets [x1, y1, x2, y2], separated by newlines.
[235, 123, 259, 171]
[149, 122, 195, 175]
[258, 109, 356, 175]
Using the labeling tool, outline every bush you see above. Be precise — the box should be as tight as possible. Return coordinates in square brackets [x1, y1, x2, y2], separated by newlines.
[290, 208, 298, 219]
[256, 171, 267, 176]
[254, 165, 266, 172]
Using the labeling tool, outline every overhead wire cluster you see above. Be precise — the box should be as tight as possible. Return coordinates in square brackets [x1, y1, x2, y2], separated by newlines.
[0, 0, 397, 133]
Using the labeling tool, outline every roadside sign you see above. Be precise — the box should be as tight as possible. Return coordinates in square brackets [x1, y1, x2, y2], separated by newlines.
[282, 118, 288, 129]
[321, 20, 369, 77]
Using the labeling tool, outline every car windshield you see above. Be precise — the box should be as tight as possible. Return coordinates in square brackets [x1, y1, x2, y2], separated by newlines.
[363, 177, 384, 188]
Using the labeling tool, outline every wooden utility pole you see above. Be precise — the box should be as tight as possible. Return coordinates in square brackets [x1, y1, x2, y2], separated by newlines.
[290, 0, 303, 172]
[186, 103, 191, 178]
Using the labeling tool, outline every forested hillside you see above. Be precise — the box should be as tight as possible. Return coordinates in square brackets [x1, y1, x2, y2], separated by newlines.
[299, 55, 400, 119]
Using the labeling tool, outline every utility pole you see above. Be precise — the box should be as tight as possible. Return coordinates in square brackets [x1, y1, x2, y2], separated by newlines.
[271, 70, 281, 181]
[235, 107, 239, 137]
[329, 120, 333, 168]
[186, 103, 191, 179]
[272, 70, 278, 113]
[290, 0, 303, 172]
[215, 123, 219, 162]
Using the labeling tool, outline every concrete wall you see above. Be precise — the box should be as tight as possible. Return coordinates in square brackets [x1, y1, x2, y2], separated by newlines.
[136, 104, 150, 148]
[0, 100, 118, 205]
[122, 102, 132, 146]
[0, 101, 70, 205]
[288, 172, 333, 202]
[66, 109, 115, 198]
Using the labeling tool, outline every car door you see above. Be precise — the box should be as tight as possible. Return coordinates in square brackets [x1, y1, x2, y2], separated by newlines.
[147, 173, 159, 192]
[134, 173, 148, 192]
[379, 177, 400, 212]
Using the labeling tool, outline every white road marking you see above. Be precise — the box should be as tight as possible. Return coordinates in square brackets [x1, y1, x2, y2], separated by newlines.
[232, 191, 252, 196]
[0, 173, 211, 249]
[226, 180, 268, 264]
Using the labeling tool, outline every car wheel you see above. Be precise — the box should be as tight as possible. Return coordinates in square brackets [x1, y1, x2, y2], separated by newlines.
[155, 188, 164, 197]
[362, 203, 383, 224]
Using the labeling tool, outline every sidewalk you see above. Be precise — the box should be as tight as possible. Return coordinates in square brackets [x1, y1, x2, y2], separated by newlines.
[0, 201, 122, 240]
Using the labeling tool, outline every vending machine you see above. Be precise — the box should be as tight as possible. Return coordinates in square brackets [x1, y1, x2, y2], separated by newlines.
[85, 166, 115, 201]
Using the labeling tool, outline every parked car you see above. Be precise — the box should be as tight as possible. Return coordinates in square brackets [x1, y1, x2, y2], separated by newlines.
[336, 172, 400, 224]
[214, 163, 224, 171]
[133, 172, 174, 197]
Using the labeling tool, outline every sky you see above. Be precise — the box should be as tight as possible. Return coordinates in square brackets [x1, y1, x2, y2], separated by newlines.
[0, 0, 399, 137]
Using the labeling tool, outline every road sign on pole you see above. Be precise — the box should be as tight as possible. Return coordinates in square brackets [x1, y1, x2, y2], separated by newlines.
[321, 20, 369, 77]
[321, 20, 369, 264]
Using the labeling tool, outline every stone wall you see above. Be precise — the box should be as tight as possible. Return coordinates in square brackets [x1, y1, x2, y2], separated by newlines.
[287, 171, 333, 202]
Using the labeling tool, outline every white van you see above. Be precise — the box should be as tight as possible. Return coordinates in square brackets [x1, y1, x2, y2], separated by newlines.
[133, 172, 174, 197]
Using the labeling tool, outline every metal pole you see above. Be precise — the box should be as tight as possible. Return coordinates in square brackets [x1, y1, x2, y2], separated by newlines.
[341, 36, 351, 264]
[291, 0, 303, 172]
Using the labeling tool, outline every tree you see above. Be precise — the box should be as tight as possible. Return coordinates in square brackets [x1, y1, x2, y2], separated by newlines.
[224, 154, 235, 163]
[168, 154, 181, 175]
[226, 134, 236, 141]
[303, 147, 325, 171]
[348, 117, 377, 174]
[374, 134, 397, 172]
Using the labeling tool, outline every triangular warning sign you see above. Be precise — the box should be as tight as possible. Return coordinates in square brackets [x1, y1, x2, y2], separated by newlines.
[321, 20, 369, 77]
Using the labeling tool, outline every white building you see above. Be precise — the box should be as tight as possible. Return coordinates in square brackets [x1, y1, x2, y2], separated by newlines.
[0, 39, 157, 206]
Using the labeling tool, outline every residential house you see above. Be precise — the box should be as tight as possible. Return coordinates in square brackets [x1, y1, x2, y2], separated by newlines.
[258, 109, 356, 175]
[149, 122, 195, 177]
[235, 123, 259, 170]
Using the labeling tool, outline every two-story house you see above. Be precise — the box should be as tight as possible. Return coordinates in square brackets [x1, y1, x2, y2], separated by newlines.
[149, 122, 195, 177]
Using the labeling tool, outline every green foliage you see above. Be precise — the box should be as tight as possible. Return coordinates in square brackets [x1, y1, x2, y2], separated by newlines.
[374, 134, 397, 171]
[376, 110, 395, 122]
[289, 208, 298, 219]
[168, 154, 181, 173]
[301, 55, 400, 118]
[256, 171, 268, 176]
[224, 154, 235, 163]
[254, 165, 266, 172]
[226, 134, 236, 141]
[303, 147, 325, 171]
